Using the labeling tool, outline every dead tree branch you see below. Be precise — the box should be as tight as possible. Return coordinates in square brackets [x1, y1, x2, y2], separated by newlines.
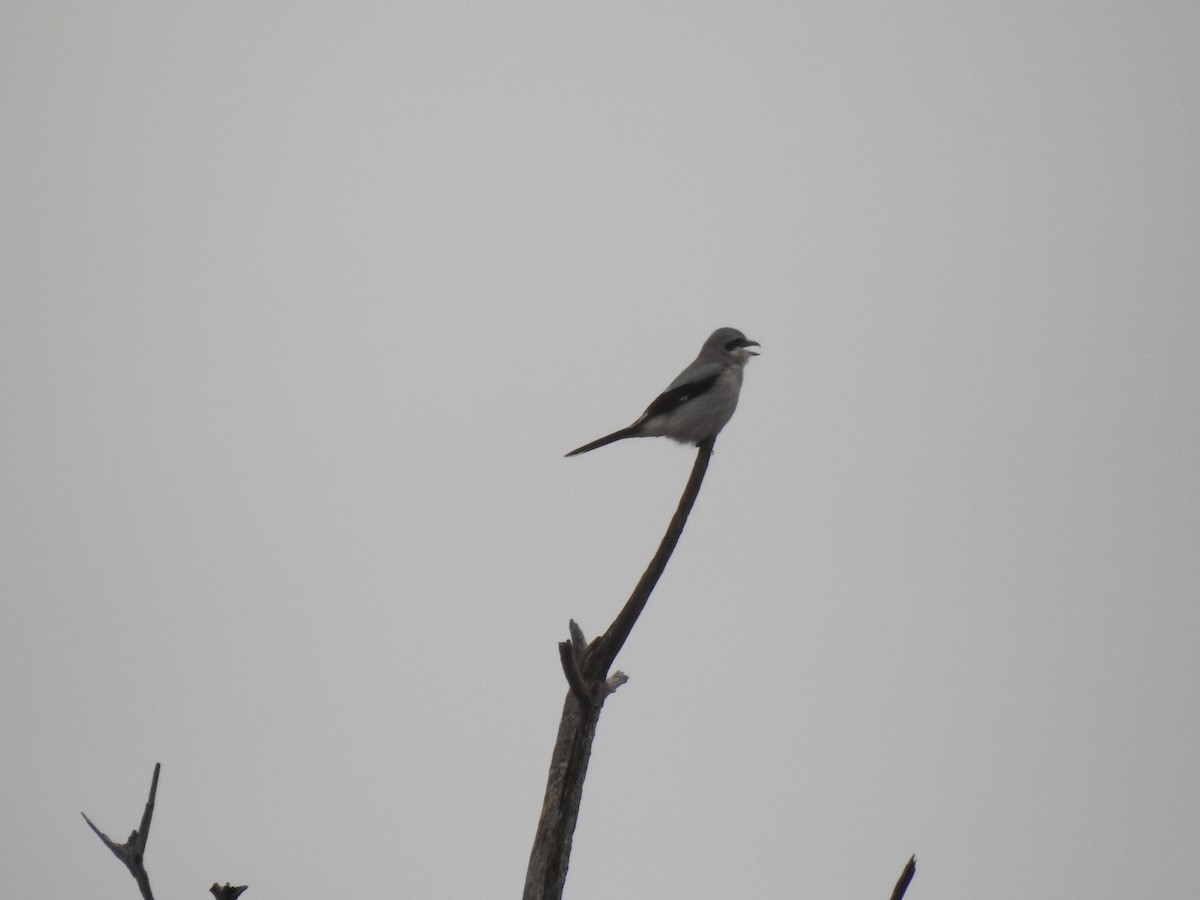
[580, 437, 714, 679]
[83, 763, 248, 899]
[890, 855, 917, 900]
[524, 438, 715, 900]
[81, 762, 161, 900]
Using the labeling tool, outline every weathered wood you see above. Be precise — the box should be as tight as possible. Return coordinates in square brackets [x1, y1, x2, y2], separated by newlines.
[82, 762, 160, 900]
[523, 675, 601, 900]
[84, 763, 249, 900]
[523, 439, 715, 900]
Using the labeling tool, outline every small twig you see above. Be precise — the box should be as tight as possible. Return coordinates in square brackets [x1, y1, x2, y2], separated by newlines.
[82, 762, 161, 900]
[603, 671, 628, 695]
[890, 855, 917, 900]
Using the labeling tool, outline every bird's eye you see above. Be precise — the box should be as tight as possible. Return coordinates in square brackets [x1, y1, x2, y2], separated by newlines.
[724, 339, 742, 351]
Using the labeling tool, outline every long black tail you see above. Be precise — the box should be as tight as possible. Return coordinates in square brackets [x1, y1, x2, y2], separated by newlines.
[564, 426, 641, 457]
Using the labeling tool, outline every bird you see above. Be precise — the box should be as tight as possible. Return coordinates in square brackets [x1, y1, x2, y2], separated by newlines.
[565, 327, 760, 457]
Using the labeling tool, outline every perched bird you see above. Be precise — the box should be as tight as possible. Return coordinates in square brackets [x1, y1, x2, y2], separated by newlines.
[565, 327, 760, 457]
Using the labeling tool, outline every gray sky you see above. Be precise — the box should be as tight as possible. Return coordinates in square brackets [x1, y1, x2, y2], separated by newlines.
[3, 3, 1199, 898]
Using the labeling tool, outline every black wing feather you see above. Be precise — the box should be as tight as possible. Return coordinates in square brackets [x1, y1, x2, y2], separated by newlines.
[638, 372, 720, 422]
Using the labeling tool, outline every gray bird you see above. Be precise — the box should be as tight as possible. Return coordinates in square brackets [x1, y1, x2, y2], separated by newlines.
[565, 327, 760, 457]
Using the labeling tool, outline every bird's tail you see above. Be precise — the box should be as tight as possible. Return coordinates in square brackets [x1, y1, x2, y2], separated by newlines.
[564, 426, 641, 457]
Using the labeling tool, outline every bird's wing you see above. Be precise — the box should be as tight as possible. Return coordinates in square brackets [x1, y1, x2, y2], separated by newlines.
[637, 370, 721, 423]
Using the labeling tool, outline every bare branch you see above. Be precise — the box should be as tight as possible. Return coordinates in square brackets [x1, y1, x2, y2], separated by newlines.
[582, 438, 714, 679]
[523, 691, 601, 900]
[525, 439, 717, 899]
[81, 763, 161, 900]
[84, 763, 248, 898]
[890, 855, 917, 900]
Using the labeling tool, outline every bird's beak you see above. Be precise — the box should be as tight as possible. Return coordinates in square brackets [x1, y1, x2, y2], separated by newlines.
[743, 339, 761, 357]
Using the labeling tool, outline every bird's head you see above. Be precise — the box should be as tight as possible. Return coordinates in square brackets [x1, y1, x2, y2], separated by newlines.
[707, 327, 761, 364]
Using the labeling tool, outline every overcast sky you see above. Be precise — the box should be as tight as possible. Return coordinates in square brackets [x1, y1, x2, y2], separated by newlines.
[3, 3, 1199, 898]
